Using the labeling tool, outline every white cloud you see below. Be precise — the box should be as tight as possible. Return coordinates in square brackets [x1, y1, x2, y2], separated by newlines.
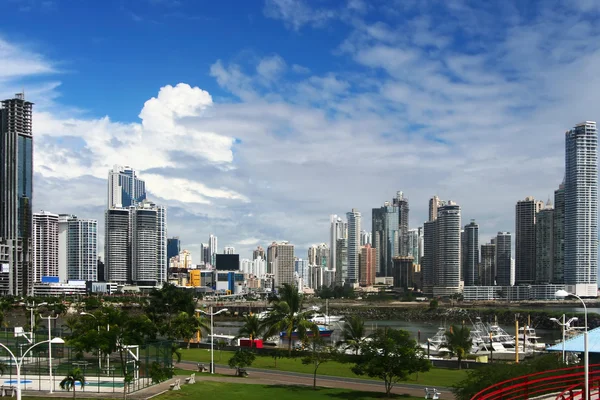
[291, 64, 310, 74]
[263, 0, 336, 30]
[0, 37, 57, 79]
[256, 54, 287, 81]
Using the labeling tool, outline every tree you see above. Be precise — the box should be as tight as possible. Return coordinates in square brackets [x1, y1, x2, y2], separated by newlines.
[444, 325, 472, 369]
[452, 354, 565, 400]
[352, 328, 431, 397]
[271, 349, 285, 367]
[302, 337, 337, 389]
[261, 284, 317, 356]
[228, 349, 256, 376]
[145, 283, 196, 335]
[217, 340, 227, 361]
[170, 311, 209, 348]
[237, 314, 263, 346]
[429, 298, 439, 310]
[60, 368, 86, 399]
[336, 315, 365, 355]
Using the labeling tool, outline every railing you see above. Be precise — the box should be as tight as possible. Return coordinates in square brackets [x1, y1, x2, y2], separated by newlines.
[471, 363, 600, 400]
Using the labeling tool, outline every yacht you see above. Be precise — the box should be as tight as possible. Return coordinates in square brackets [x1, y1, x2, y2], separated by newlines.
[421, 327, 451, 355]
[310, 313, 344, 325]
[518, 326, 546, 351]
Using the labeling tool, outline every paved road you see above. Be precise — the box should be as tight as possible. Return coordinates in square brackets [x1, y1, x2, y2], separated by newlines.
[178, 360, 454, 398]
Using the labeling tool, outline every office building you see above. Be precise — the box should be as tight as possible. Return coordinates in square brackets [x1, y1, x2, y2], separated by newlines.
[480, 243, 495, 286]
[167, 237, 181, 265]
[131, 200, 160, 285]
[535, 201, 554, 284]
[360, 230, 372, 246]
[462, 221, 479, 286]
[346, 208, 361, 285]
[223, 246, 235, 254]
[359, 243, 376, 286]
[273, 242, 294, 287]
[253, 246, 265, 261]
[0, 93, 34, 295]
[208, 234, 218, 266]
[330, 215, 347, 275]
[267, 242, 278, 274]
[553, 182, 565, 283]
[495, 232, 512, 286]
[58, 214, 98, 282]
[422, 221, 435, 289]
[295, 258, 309, 287]
[215, 254, 240, 271]
[372, 202, 398, 276]
[32, 211, 59, 283]
[107, 165, 146, 208]
[564, 121, 598, 296]
[393, 191, 410, 256]
[515, 197, 544, 285]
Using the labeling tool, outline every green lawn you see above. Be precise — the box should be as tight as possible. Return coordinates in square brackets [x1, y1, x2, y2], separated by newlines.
[155, 381, 422, 400]
[178, 349, 467, 387]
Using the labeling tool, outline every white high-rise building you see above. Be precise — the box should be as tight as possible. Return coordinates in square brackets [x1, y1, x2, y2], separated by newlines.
[432, 201, 461, 296]
[407, 228, 423, 265]
[58, 214, 98, 282]
[329, 215, 347, 275]
[32, 211, 59, 283]
[223, 246, 235, 254]
[360, 230, 372, 246]
[295, 258, 310, 288]
[565, 121, 598, 296]
[346, 209, 361, 285]
[208, 234, 218, 266]
[107, 165, 146, 208]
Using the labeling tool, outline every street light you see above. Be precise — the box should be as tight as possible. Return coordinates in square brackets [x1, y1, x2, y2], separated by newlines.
[40, 314, 59, 393]
[80, 312, 110, 372]
[25, 301, 48, 340]
[0, 337, 65, 400]
[556, 289, 588, 400]
[195, 307, 228, 374]
[550, 315, 579, 364]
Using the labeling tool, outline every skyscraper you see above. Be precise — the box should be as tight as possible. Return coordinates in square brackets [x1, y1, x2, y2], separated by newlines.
[200, 243, 210, 264]
[359, 244, 376, 286]
[463, 220, 479, 286]
[372, 202, 398, 276]
[495, 232, 512, 286]
[515, 197, 543, 285]
[422, 221, 436, 289]
[346, 208, 361, 285]
[565, 121, 598, 296]
[107, 165, 146, 208]
[58, 214, 98, 281]
[131, 200, 161, 285]
[360, 230, 372, 246]
[393, 191, 410, 256]
[335, 238, 348, 286]
[208, 234, 218, 266]
[308, 243, 329, 270]
[434, 202, 461, 295]
[32, 211, 59, 283]
[407, 228, 423, 265]
[329, 215, 347, 274]
[535, 200, 554, 284]
[553, 182, 565, 283]
[105, 208, 130, 283]
[273, 242, 294, 287]
[294, 258, 309, 287]
[480, 243, 496, 286]
[0, 93, 34, 295]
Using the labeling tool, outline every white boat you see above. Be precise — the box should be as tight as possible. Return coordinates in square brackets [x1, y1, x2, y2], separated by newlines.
[518, 326, 546, 351]
[310, 313, 344, 325]
[421, 327, 451, 355]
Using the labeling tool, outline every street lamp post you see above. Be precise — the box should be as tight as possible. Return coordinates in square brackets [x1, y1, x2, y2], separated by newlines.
[25, 301, 48, 341]
[556, 290, 588, 400]
[0, 338, 65, 400]
[196, 307, 228, 374]
[40, 314, 59, 393]
[550, 315, 579, 364]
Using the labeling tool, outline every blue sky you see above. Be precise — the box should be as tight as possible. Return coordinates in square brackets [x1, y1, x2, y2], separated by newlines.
[1, 0, 599, 260]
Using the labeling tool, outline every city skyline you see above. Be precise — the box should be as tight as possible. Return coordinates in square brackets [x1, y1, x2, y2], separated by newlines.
[1, 1, 599, 267]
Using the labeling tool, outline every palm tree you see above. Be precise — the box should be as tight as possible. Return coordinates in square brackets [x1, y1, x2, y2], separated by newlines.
[336, 315, 365, 355]
[170, 311, 209, 348]
[444, 325, 472, 369]
[262, 284, 317, 355]
[60, 368, 86, 399]
[237, 314, 262, 347]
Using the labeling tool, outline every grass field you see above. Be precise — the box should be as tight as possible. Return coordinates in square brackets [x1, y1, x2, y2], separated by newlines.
[178, 349, 467, 387]
[154, 381, 423, 400]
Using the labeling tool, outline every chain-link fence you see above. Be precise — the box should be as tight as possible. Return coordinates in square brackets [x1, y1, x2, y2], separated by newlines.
[0, 327, 173, 395]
